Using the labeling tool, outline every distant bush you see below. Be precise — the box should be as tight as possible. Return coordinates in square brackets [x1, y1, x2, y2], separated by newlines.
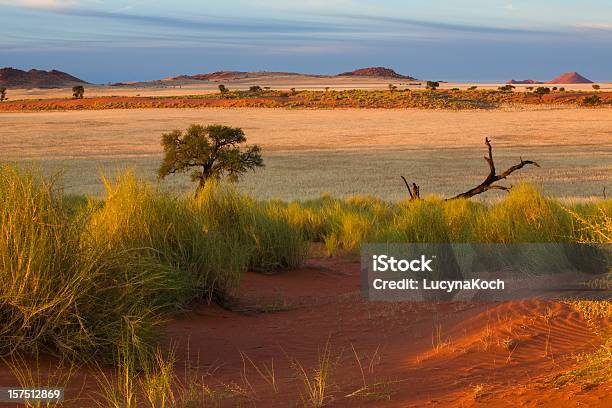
[498, 85, 515, 92]
[218, 84, 228, 94]
[559, 87, 565, 92]
[534, 87, 551, 96]
[72, 85, 84, 99]
[468, 86, 478, 91]
[249, 85, 262, 93]
[583, 95, 602, 106]
[426, 81, 440, 90]
[593, 84, 601, 90]
[0, 87, 6, 101]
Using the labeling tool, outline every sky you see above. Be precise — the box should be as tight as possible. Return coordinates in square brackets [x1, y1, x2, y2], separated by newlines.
[1, 0, 611, 83]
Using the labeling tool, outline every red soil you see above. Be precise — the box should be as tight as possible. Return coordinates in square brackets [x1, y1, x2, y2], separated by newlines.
[0, 258, 609, 407]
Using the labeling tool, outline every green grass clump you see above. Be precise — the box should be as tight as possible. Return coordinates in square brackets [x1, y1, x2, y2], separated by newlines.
[475, 184, 573, 242]
[282, 184, 610, 256]
[0, 166, 306, 361]
[191, 181, 307, 272]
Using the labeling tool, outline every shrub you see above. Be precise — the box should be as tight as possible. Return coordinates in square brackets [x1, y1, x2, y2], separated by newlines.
[583, 95, 602, 106]
[218, 84, 228, 94]
[0, 87, 6, 101]
[498, 85, 515, 92]
[592, 84, 601, 90]
[534, 87, 550, 96]
[249, 85, 262, 93]
[72, 85, 84, 99]
[426, 81, 439, 90]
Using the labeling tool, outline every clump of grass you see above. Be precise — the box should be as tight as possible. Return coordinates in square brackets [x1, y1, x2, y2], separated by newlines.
[192, 181, 307, 272]
[0, 166, 305, 362]
[475, 184, 572, 242]
[3, 351, 80, 408]
[291, 341, 337, 408]
[0, 165, 112, 357]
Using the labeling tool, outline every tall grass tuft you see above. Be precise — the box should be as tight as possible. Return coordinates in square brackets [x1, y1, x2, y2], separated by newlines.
[0, 165, 108, 357]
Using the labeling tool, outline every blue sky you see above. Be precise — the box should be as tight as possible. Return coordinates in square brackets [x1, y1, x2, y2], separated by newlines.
[1, 0, 611, 83]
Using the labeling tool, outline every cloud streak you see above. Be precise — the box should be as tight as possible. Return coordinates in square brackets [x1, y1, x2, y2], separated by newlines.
[0, 0, 78, 10]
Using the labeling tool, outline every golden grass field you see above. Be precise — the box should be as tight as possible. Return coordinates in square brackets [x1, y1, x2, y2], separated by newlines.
[1, 107, 610, 200]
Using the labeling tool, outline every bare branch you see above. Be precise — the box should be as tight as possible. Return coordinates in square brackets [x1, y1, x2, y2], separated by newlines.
[447, 138, 539, 200]
[401, 176, 414, 199]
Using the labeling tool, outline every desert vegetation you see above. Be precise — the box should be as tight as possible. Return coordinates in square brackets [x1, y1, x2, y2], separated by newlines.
[1, 88, 611, 112]
[158, 124, 263, 190]
[72, 85, 84, 99]
[0, 162, 609, 405]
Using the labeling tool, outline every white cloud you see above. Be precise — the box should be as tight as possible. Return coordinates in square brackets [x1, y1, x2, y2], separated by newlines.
[575, 23, 612, 31]
[0, 0, 78, 10]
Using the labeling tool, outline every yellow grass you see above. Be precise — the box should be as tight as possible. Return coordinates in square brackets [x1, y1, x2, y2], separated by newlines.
[1, 107, 610, 200]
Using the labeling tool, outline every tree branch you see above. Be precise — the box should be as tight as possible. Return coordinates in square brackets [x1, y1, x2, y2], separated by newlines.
[448, 138, 539, 200]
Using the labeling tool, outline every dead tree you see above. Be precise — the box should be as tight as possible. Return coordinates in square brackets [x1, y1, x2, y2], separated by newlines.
[449, 137, 539, 199]
[401, 176, 420, 200]
[400, 137, 539, 200]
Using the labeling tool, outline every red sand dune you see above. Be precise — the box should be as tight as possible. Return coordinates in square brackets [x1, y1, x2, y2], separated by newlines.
[0, 257, 609, 407]
[547, 72, 594, 84]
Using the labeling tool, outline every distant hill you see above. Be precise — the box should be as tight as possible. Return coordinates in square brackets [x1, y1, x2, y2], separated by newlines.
[337, 67, 416, 79]
[159, 67, 416, 83]
[165, 71, 247, 81]
[546, 72, 593, 84]
[506, 79, 543, 84]
[164, 71, 312, 82]
[0, 67, 88, 88]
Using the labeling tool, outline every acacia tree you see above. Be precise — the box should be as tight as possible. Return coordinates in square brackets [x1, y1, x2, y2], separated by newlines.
[158, 124, 264, 190]
[72, 85, 84, 99]
[426, 81, 439, 90]
[0, 87, 6, 101]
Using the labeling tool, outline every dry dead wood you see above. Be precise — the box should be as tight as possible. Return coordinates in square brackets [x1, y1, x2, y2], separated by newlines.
[401, 137, 540, 200]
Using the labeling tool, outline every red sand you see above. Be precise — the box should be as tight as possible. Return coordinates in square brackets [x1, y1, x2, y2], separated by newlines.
[162, 258, 610, 407]
[0, 257, 609, 407]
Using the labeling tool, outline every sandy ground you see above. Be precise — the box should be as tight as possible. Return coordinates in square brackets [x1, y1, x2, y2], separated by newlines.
[0, 257, 608, 407]
[1, 107, 610, 200]
[5, 77, 611, 100]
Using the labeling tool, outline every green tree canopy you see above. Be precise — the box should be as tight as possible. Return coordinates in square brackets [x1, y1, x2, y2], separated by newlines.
[158, 124, 264, 190]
